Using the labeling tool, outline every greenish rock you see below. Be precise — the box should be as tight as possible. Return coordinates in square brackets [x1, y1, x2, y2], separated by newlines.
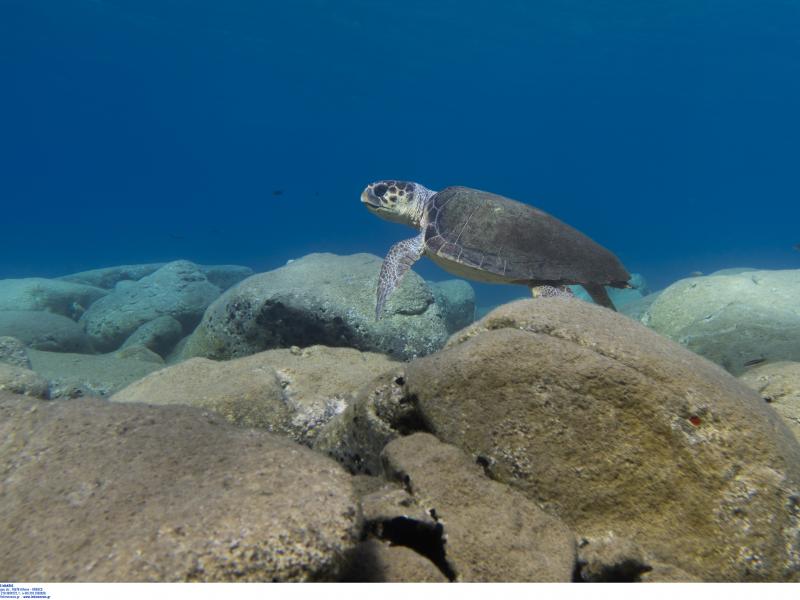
[0, 363, 49, 399]
[181, 253, 449, 361]
[120, 315, 184, 358]
[633, 269, 800, 374]
[402, 298, 800, 582]
[113, 345, 165, 364]
[380, 433, 577, 582]
[0, 277, 107, 320]
[427, 279, 475, 334]
[619, 290, 662, 322]
[60, 263, 165, 289]
[0, 336, 31, 369]
[0, 393, 361, 582]
[28, 349, 162, 398]
[60, 262, 253, 291]
[0, 311, 93, 353]
[710, 267, 758, 276]
[79, 260, 221, 352]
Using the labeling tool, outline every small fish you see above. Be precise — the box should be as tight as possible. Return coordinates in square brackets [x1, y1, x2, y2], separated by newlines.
[743, 357, 766, 367]
[793, 243, 800, 251]
[689, 271, 704, 277]
[272, 189, 284, 196]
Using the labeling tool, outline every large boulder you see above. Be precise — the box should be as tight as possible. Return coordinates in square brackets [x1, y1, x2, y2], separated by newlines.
[379, 433, 577, 582]
[632, 269, 800, 374]
[112, 356, 291, 433]
[28, 349, 163, 398]
[739, 361, 800, 443]
[111, 345, 399, 444]
[0, 311, 93, 353]
[181, 253, 449, 361]
[0, 278, 107, 320]
[0, 393, 361, 581]
[619, 291, 662, 322]
[79, 260, 221, 352]
[400, 298, 800, 581]
[60, 262, 253, 292]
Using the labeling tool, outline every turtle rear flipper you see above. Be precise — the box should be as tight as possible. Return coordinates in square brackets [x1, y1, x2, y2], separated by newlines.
[582, 283, 616, 311]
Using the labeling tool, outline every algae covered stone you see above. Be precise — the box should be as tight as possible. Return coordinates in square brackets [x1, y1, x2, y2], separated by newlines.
[403, 298, 800, 581]
[0, 363, 49, 399]
[28, 349, 162, 398]
[112, 345, 399, 444]
[0, 393, 361, 582]
[0, 336, 31, 369]
[313, 366, 410, 476]
[380, 433, 576, 582]
[739, 361, 800, 442]
[111, 356, 291, 432]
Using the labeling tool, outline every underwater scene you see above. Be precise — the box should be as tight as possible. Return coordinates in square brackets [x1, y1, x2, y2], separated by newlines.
[1, 0, 800, 584]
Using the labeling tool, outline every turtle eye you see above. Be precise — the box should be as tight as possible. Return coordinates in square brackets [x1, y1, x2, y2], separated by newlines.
[374, 184, 388, 197]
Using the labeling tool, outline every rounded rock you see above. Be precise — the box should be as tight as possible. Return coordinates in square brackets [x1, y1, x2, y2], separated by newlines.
[404, 298, 800, 581]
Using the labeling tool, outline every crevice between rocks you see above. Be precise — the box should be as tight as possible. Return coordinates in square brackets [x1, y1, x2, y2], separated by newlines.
[374, 516, 456, 581]
[572, 556, 653, 582]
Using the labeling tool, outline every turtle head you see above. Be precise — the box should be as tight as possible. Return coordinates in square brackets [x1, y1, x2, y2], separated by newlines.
[361, 180, 435, 228]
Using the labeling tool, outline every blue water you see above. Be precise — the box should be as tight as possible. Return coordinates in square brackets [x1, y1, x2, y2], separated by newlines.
[2, 1, 799, 307]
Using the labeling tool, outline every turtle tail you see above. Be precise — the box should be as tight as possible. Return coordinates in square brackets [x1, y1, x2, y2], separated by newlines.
[583, 283, 617, 311]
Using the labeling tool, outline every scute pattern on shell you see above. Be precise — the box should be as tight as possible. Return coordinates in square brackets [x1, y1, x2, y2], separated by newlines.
[424, 186, 630, 286]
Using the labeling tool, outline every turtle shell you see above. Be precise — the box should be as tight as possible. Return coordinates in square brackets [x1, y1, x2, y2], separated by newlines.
[424, 186, 630, 286]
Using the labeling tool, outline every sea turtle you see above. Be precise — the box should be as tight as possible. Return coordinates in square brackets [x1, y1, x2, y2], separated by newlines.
[361, 180, 631, 319]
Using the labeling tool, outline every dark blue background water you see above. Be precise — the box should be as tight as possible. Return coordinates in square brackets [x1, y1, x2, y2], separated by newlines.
[2, 1, 799, 307]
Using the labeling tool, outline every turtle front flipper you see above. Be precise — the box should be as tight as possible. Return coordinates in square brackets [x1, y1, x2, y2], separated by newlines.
[376, 233, 425, 320]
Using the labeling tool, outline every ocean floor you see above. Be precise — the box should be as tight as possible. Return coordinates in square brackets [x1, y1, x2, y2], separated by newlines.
[1, 255, 799, 582]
